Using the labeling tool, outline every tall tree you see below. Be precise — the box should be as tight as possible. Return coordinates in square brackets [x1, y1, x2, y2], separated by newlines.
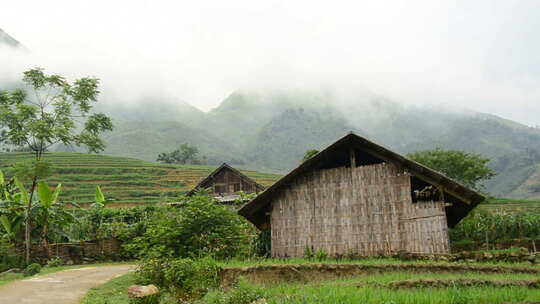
[407, 148, 496, 191]
[157, 143, 202, 164]
[0, 67, 113, 264]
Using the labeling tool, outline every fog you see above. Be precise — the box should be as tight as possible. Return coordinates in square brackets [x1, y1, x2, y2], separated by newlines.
[2, 0, 540, 125]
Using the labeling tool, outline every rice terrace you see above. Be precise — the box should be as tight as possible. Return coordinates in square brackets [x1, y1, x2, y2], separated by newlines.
[2, 3, 540, 304]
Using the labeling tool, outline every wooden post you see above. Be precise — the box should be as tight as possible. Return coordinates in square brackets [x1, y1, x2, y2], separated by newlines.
[350, 148, 356, 168]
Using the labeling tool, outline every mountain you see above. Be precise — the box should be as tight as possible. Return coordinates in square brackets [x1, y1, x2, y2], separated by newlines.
[246, 108, 360, 171]
[93, 90, 540, 199]
[99, 120, 248, 166]
[0, 28, 21, 48]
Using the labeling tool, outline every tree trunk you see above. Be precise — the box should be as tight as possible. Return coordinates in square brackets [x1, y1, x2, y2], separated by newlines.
[43, 220, 51, 259]
[25, 176, 37, 265]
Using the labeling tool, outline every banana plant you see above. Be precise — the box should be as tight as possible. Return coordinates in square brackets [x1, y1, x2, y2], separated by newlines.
[33, 181, 74, 257]
[0, 215, 18, 241]
[0, 173, 25, 242]
[91, 186, 113, 209]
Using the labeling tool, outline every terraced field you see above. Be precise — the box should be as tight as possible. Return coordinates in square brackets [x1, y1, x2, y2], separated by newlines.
[478, 197, 540, 214]
[1, 152, 538, 213]
[0, 152, 280, 206]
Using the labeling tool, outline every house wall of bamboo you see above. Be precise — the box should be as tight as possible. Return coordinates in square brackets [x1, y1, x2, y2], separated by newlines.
[270, 163, 449, 257]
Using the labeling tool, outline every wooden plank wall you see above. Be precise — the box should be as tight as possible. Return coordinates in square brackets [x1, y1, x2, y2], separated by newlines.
[270, 163, 449, 257]
[203, 169, 257, 194]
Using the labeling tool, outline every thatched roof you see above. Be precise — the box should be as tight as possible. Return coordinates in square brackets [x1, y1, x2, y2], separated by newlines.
[239, 132, 485, 228]
[187, 163, 264, 196]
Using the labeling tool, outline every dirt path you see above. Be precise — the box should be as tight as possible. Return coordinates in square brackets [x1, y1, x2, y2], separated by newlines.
[0, 264, 134, 304]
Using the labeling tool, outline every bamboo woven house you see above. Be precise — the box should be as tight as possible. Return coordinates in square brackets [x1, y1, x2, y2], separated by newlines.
[239, 133, 484, 257]
[189, 163, 265, 203]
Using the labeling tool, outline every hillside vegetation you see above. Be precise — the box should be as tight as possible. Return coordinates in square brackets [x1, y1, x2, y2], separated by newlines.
[0, 152, 538, 213]
[0, 152, 280, 206]
[77, 90, 540, 200]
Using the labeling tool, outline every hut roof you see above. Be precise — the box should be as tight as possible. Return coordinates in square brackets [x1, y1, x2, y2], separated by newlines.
[239, 132, 485, 228]
[188, 163, 264, 195]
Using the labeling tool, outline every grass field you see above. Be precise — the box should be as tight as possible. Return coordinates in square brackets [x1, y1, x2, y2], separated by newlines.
[80, 272, 138, 304]
[0, 152, 280, 206]
[478, 197, 540, 213]
[79, 259, 540, 304]
[219, 257, 540, 269]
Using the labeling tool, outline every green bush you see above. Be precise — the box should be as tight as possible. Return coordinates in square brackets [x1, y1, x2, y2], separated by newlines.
[253, 230, 271, 258]
[136, 258, 167, 287]
[304, 245, 314, 259]
[315, 249, 328, 261]
[450, 210, 540, 247]
[128, 194, 256, 259]
[198, 279, 267, 304]
[64, 205, 161, 259]
[23, 263, 42, 277]
[165, 257, 220, 300]
[0, 238, 23, 272]
[137, 257, 220, 301]
[46, 256, 63, 268]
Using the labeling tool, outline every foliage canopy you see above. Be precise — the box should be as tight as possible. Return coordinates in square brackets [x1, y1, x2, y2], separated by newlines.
[408, 148, 495, 190]
[157, 143, 204, 165]
[127, 194, 255, 260]
[0, 68, 113, 154]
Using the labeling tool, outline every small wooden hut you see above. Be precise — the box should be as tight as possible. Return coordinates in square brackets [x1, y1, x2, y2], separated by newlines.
[189, 163, 265, 203]
[239, 132, 484, 257]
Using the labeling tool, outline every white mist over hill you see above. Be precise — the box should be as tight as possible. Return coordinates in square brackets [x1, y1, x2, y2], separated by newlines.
[2, 1, 540, 126]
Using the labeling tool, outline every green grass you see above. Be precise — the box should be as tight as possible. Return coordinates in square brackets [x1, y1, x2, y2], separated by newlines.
[80, 272, 136, 304]
[0, 152, 280, 206]
[478, 197, 540, 213]
[306, 271, 539, 284]
[202, 263, 540, 304]
[76, 259, 540, 304]
[206, 259, 540, 304]
[83, 272, 540, 304]
[220, 257, 540, 269]
[259, 284, 540, 304]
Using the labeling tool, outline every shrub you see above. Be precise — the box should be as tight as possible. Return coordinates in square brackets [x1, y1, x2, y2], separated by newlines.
[128, 194, 255, 259]
[64, 205, 161, 260]
[449, 210, 540, 248]
[164, 257, 220, 300]
[253, 230, 271, 258]
[23, 263, 42, 277]
[315, 249, 328, 261]
[304, 245, 314, 259]
[136, 258, 167, 287]
[136, 257, 220, 301]
[46, 257, 63, 268]
[198, 279, 267, 304]
[0, 238, 23, 272]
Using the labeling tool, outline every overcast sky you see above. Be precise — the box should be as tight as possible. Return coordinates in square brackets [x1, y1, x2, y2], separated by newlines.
[2, 0, 540, 125]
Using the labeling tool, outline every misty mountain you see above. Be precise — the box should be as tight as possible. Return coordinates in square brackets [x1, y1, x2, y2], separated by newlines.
[246, 108, 360, 171]
[0, 28, 21, 48]
[95, 97, 205, 126]
[98, 120, 247, 165]
[94, 90, 540, 200]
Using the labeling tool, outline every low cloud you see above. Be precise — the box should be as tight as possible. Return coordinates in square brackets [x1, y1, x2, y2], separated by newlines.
[1, 0, 540, 125]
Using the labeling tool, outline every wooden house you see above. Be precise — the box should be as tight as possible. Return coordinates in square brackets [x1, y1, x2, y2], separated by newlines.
[189, 163, 265, 203]
[239, 133, 484, 257]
